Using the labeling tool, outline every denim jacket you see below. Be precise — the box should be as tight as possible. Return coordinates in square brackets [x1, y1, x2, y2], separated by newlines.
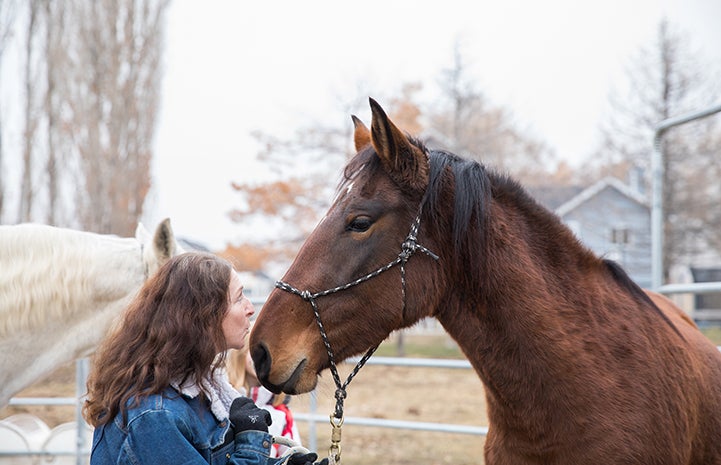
[90, 387, 285, 465]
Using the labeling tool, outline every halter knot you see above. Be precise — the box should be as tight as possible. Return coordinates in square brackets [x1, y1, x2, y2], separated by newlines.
[334, 388, 347, 402]
[399, 238, 418, 261]
[334, 388, 347, 419]
[300, 290, 313, 301]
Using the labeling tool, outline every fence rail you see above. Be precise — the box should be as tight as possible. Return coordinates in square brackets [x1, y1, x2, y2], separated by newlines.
[2, 355, 485, 464]
[657, 282, 721, 294]
[650, 102, 721, 290]
[298, 356, 482, 451]
[295, 413, 489, 436]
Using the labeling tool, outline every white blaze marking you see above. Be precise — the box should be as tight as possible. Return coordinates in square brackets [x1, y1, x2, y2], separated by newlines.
[322, 164, 365, 223]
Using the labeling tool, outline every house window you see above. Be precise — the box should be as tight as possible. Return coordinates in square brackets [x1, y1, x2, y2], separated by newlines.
[691, 267, 721, 312]
[610, 227, 630, 245]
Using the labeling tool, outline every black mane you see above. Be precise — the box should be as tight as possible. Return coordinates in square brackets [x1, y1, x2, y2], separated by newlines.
[424, 150, 491, 288]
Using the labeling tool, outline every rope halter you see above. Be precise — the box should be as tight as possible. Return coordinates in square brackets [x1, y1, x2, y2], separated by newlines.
[275, 205, 439, 463]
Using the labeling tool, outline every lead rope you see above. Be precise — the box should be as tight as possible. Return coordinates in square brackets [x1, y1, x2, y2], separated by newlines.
[274, 436, 311, 465]
[275, 210, 439, 464]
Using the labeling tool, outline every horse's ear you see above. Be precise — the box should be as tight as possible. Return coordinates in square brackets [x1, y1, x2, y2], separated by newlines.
[153, 218, 179, 262]
[135, 222, 150, 242]
[352, 115, 371, 152]
[369, 97, 428, 191]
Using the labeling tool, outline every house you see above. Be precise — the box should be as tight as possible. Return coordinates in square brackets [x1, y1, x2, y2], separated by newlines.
[528, 176, 652, 289]
[236, 270, 276, 304]
[529, 176, 721, 324]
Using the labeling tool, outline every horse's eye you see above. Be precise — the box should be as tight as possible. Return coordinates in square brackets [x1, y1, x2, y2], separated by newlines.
[347, 216, 372, 233]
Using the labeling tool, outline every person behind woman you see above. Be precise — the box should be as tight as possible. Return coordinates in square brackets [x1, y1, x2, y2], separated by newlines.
[227, 334, 302, 458]
[83, 252, 324, 465]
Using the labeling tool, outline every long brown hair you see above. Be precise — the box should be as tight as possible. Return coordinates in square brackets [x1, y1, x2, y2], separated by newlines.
[83, 252, 233, 427]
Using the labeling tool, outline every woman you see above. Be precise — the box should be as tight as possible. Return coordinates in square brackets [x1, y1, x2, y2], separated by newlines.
[83, 252, 323, 465]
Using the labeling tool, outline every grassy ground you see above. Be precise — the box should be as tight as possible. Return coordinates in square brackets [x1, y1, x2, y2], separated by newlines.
[374, 332, 464, 358]
[700, 326, 721, 344]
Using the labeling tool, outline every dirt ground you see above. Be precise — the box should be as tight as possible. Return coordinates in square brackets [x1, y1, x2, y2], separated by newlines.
[292, 363, 488, 465]
[1, 335, 488, 465]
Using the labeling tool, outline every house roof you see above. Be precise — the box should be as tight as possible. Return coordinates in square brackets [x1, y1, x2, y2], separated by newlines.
[177, 237, 211, 252]
[527, 185, 585, 211]
[554, 177, 649, 217]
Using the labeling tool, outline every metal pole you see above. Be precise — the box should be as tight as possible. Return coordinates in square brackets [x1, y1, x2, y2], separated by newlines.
[651, 130, 664, 290]
[75, 358, 89, 465]
[650, 103, 721, 290]
[308, 390, 317, 452]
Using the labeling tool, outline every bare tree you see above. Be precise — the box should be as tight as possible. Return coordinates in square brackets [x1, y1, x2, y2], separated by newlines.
[0, 0, 17, 219]
[4, 0, 168, 233]
[227, 115, 354, 269]
[18, 0, 40, 223]
[62, 0, 169, 235]
[42, 1, 66, 225]
[18, 0, 67, 225]
[430, 41, 554, 184]
[5, 1, 65, 225]
[593, 19, 721, 276]
[387, 82, 424, 134]
[228, 47, 554, 271]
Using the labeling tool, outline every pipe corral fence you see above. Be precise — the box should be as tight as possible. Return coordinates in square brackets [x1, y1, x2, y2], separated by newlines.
[2, 355, 482, 465]
[651, 102, 721, 295]
[3, 104, 721, 464]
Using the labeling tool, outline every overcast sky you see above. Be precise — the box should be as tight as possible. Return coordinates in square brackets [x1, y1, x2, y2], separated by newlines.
[141, 1, 721, 249]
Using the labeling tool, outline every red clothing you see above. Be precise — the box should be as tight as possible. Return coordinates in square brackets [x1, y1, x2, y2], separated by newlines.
[249, 386, 301, 457]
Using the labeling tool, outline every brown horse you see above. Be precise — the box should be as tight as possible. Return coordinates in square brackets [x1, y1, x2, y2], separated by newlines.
[250, 98, 721, 464]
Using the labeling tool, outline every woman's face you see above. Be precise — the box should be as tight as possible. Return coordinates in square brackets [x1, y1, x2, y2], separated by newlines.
[222, 271, 255, 351]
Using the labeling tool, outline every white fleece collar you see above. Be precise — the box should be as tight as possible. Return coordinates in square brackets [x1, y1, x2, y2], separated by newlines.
[171, 367, 242, 421]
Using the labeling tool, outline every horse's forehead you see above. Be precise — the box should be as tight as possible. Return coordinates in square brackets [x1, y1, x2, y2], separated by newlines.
[320, 186, 348, 227]
[330, 181, 355, 206]
[321, 163, 404, 226]
[323, 163, 369, 220]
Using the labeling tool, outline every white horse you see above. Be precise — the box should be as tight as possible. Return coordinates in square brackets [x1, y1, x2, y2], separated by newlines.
[0, 219, 184, 406]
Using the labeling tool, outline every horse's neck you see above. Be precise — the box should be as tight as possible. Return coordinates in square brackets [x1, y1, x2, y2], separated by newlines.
[435, 200, 607, 430]
[436, 281, 587, 448]
[438, 287, 570, 405]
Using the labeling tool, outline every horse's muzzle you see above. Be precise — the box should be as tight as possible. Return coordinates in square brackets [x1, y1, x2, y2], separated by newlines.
[251, 342, 307, 395]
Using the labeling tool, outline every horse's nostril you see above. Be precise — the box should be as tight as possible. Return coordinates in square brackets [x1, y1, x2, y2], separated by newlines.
[251, 343, 271, 382]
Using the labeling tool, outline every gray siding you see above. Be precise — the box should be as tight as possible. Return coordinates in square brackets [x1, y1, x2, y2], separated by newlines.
[561, 185, 651, 288]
